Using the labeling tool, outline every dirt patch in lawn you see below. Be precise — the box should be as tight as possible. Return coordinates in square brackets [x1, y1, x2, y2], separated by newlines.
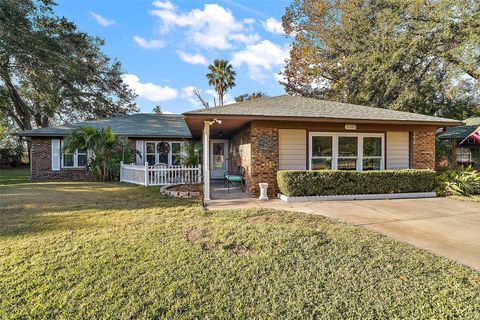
[184, 226, 209, 243]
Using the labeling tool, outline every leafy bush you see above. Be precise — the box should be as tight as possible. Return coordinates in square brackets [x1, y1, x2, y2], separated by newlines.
[181, 141, 202, 165]
[438, 166, 480, 196]
[63, 126, 138, 181]
[277, 170, 437, 196]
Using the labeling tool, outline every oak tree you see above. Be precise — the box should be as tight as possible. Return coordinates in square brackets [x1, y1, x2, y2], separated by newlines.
[282, 0, 480, 118]
[0, 0, 138, 132]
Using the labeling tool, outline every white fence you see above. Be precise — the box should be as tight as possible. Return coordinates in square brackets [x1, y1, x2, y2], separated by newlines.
[120, 162, 202, 186]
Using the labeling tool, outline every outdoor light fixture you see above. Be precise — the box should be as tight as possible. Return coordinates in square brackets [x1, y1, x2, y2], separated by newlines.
[209, 118, 222, 125]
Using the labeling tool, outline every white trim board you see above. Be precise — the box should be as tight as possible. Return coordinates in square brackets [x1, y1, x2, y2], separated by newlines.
[278, 192, 437, 202]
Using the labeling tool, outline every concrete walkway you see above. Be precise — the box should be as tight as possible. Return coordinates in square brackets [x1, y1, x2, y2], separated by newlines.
[206, 197, 480, 271]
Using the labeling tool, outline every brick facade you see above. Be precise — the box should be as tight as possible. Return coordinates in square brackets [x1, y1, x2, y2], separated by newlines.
[409, 130, 436, 169]
[228, 124, 252, 193]
[230, 124, 436, 198]
[31, 138, 92, 181]
[250, 124, 279, 198]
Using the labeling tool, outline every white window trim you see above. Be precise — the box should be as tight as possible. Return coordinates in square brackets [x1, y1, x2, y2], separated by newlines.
[309, 132, 385, 171]
[456, 147, 472, 162]
[144, 141, 183, 166]
[61, 143, 88, 169]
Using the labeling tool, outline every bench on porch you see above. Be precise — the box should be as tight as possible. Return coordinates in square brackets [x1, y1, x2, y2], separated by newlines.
[224, 166, 245, 192]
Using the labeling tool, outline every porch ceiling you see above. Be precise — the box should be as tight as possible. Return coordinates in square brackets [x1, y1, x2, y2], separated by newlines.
[184, 117, 251, 139]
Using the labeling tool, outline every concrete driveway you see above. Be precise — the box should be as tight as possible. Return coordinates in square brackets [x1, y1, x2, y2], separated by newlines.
[207, 197, 480, 271]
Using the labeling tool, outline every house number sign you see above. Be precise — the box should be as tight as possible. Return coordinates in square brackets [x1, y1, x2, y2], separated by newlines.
[345, 124, 357, 130]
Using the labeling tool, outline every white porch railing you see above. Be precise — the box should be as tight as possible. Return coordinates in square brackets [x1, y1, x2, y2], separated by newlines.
[120, 162, 202, 186]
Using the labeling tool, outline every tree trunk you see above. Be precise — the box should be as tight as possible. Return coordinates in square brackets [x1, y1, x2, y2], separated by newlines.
[0, 62, 33, 131]
[218, 87, 224, 107]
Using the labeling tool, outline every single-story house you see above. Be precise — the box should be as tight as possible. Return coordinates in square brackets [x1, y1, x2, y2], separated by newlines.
[17, 113, 192, 180]
[18, 95, 462, 199]
[437, 117, 480, 168]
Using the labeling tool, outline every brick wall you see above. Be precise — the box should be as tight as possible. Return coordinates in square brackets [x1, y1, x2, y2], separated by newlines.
[409, 130, 436, 169]
[250, 124, 279, 198]
[229, 124, 252, 193]
[31, 138, 92, 181]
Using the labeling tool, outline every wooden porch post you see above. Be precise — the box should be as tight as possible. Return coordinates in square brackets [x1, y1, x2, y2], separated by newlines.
[452, 139, 457, 167]
[203, 121, 210, 200]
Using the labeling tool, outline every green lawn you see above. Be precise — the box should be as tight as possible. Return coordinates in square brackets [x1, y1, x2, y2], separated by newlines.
[0, 167, 30, 185]
[1, 169, 479, 319]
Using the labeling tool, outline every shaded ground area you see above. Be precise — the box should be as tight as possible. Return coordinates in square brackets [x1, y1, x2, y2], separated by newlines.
[1, 170, 479, 319]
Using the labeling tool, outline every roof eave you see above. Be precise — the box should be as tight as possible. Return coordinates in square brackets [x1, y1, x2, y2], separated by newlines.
[183, 113, 462, 127]
[15, 132, 192, 139]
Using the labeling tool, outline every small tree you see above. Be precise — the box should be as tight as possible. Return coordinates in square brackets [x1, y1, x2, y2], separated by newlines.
[153, 105, 162, 114]
[62, 126, 137, 181]
[181, 141, 202, 166]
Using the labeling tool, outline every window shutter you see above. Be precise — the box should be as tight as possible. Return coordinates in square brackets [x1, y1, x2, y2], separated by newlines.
[135, 140, 144, 165]
[87, 149, 95, 162]
[51, 139, 61, 171]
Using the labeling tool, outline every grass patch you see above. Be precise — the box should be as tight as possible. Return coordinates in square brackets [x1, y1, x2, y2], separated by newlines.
[1, 169, 479, 319]
[0, 167, 30, 185]
[451, 195, 480, 202]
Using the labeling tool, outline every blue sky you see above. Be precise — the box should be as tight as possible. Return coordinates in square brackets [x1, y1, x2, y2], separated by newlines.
[55, 0, 292, 114]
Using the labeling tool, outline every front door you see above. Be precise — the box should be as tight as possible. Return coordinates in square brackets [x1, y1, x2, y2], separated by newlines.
[210, 140, 228, 179]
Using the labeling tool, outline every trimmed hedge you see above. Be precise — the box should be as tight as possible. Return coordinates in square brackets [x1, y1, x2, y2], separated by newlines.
[277, 170, 437, 197]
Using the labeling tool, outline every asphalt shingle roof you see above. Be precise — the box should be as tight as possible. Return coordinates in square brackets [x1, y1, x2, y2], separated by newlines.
[184, 95, 460, 124]
[437, 125, 478, 140]
[17, 114, 191, 138]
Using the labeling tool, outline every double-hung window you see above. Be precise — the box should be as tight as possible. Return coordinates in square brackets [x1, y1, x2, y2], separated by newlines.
[337, 136, 358, 170]
[309, 133, 384, 171]
[171, 142, 182, 165]
[362, 137, 383, 170]
[456, 148, 472, 163]
[63, 148, 87, 168]
[145, 141, 183, 166]
[311, 136, 333, 169]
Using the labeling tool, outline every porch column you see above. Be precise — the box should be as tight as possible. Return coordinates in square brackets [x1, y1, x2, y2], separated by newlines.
[203, 121, 210, 200]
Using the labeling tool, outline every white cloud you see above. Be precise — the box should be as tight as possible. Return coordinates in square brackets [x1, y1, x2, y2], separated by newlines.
[177, 51, 207, 65]
[230, 33, 260, 44]
[121, 74, 177, 102]
[152, 0, 175, 10]
[243, 18, 255, 24]
[150, 3, 256, 49]
[231, 40, 289, 80]
[133, 36, 164, 49]
[273, 70, 286, 83]
[181, 86, 196, 98]
[162, 111, 174, 114]
[181, 86, 199, 106]
[90, 12, 115, 27]
[262, 17, 284, 35]
[205, 89, 234, 105]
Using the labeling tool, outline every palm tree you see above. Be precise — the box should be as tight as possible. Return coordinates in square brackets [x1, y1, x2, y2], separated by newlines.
[206, 59, 236, 106]
[63, 126, 137, 181]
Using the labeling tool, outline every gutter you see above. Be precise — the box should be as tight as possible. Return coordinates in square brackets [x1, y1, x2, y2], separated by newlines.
[183, 114, 463, 127]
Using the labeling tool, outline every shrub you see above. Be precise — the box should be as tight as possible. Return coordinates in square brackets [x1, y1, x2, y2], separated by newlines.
[437, 165, 480, 196]
[277, 170, 437, 197]
[63, 126, 138, 181]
